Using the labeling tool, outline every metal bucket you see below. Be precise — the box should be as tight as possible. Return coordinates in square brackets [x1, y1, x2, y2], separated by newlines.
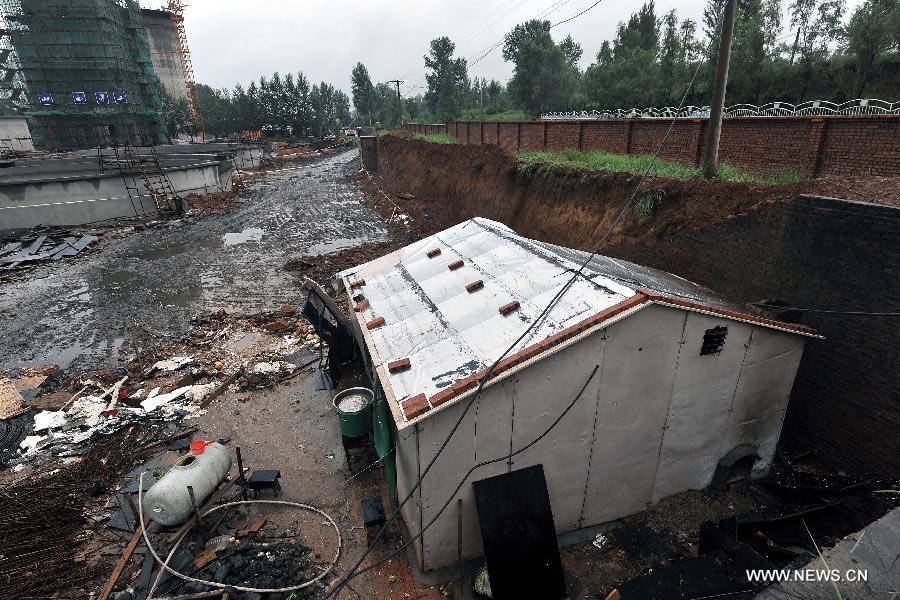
[333, 387, 374, 439]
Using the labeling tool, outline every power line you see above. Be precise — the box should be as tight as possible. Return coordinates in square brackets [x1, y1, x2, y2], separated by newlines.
[550, 0, 603, 28]
[460, 0, 533, 45]
[331, 365, 600, 587]
[752, 303, 900, 317]
[327, 34, 708, 600]
[468, 0, 604, 67]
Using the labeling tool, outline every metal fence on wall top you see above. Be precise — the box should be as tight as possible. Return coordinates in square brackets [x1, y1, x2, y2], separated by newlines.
[540, 99, 900, 120]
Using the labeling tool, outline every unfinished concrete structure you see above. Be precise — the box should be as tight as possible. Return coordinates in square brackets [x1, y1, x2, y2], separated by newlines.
[339, 217, 818, 572]
[0, 115, 33, 151]
[0, 0, 167, 149]
[140, 8, 188, 101]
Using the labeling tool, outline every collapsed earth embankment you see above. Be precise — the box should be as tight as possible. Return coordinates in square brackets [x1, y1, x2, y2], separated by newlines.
[368, 136, 900, 476]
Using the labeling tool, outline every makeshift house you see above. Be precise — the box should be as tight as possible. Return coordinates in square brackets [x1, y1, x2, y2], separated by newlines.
[337, 217, 818, 573]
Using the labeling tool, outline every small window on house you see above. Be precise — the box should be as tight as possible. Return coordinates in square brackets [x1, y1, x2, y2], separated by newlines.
[700, 326, 728, 356]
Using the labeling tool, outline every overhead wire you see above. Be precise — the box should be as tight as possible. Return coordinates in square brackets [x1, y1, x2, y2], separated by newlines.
[550, 0, 603, 28]
[328, 25, 709, 599]
[468, 0, 603, 66]
[751, 303, 900, 317]
[333, 366, 600, 587]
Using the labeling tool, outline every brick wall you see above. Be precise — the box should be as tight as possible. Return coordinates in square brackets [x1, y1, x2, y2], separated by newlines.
[377, 136, 900, 474]
[404, 115, 900, 177]
[616, 195, 900, 475]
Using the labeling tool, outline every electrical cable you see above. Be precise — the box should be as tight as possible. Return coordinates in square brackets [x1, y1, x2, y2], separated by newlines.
[335, 365, 599, 584]
[550, 0, 603, 28]
[328, 40, 708, 599]
[137, 472, 342, 595]
[751, 303, 900, 317]
[469, 0, 601, 66]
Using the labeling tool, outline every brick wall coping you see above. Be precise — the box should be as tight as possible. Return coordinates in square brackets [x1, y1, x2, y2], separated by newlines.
[410, 113, 900, 126]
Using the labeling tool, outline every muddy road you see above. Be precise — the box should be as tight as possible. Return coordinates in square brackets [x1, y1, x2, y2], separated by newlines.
[0, 149, 388, 374]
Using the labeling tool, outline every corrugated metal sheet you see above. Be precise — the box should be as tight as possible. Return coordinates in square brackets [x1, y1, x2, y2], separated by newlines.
[339, 218, 810, 424]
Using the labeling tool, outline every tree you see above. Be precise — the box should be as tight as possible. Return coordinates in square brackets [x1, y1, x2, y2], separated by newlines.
[844, 0, 896, 96]
[424, 37, 469, 121]
[659, 10, 682, 104]
[731, 0, 769, 103]
[350, 62, 374, 125]
[788, 0, 846, 96]
[485, 79, 503, 108]
[559, 34, 583, 69]
[161, 91, 195, 138]
[502, 20, 579, 114]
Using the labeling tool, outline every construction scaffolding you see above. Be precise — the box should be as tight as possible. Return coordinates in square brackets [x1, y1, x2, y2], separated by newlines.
[167, 0, 204, 139]
[0, 0, 168, 149]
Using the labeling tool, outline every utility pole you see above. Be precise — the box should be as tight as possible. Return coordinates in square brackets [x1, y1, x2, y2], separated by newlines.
[388, 79, 404, 126]
[702, 0, 737, 179]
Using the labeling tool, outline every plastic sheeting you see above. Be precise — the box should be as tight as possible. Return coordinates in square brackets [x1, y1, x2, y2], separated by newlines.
[340, 218, 784, 423]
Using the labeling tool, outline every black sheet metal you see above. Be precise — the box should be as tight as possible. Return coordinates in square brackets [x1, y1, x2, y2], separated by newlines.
[473, 464, 566, 600]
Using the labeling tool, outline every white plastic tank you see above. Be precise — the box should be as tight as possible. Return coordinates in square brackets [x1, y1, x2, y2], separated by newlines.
[143, 442, 233, 526]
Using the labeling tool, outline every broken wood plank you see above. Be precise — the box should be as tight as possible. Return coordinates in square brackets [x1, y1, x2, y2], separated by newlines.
[97, 516, 151, 600]
[192, 548, 217, 569]
[236, 516, 268, 537]
[199, 367, 244, 409]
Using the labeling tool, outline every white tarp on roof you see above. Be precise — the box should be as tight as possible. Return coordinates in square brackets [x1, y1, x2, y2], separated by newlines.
[340, 218, 636, 404]
[340, 218, 815, 423]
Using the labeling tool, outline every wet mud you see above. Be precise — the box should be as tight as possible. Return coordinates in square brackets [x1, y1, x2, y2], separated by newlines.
[0, 149, 388, 374]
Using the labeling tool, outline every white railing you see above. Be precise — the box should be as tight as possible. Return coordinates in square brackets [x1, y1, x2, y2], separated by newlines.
[541, 99, 900, 120]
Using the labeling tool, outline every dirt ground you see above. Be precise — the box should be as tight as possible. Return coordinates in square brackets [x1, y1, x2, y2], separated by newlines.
[2, 139, 896, 600]
[188, 368, 425, 600]
[0, 148, 387, 376]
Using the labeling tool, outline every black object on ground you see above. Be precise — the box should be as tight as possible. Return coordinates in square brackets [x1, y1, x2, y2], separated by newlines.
[362, 494, 386, 543]
[473, 464, 566, 600]
[616, 544, 771, 599]
[246, 469, 282, 498]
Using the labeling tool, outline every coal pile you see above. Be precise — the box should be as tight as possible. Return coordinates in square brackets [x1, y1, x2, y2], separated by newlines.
[181, 537, 321, 599]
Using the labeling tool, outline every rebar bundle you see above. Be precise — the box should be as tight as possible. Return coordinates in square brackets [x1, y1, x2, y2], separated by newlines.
[0, 426, 164, 599]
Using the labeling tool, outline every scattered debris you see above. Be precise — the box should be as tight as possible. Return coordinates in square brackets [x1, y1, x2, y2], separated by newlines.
[0, 377, 26, 419]
[0, 232, 98, 270]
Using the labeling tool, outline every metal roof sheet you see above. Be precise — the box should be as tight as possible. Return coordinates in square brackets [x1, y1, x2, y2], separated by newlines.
[338, 218, 816, 427]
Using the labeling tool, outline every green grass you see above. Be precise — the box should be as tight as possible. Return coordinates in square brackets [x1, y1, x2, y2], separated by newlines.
[516, 148, 805, 185]
[416, 133, 460, 144]
[460, 108, 531, 122]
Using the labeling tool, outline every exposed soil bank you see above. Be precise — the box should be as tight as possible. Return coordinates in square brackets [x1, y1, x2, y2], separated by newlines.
[371, 136, 900, 477]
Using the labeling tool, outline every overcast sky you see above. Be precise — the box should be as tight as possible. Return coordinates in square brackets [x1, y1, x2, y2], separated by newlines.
[140, 0, 863, 99]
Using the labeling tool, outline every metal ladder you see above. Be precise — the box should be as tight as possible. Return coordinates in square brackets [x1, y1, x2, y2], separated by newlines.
[107, 144, 184, 216]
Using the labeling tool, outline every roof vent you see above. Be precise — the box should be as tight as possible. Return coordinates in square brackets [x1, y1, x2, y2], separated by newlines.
[700, 326, 728, 356]
[427, 248, 442, 258]
[499, 301, 520, 316]
[466, 280, 484, 293]
[388, 358, 411, 373]
[448, 259, 464, 270]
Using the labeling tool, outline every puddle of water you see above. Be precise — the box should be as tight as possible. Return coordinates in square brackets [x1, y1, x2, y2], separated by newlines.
[223, 227, 264, 246]
[123, 237, 220, 260]
[308, 236, 378, 255]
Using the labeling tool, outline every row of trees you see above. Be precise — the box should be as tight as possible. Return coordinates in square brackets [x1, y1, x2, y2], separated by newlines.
[171, 73, 351, 139]
[359, 0, 899, 124]
[171, 0, 899, 137]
